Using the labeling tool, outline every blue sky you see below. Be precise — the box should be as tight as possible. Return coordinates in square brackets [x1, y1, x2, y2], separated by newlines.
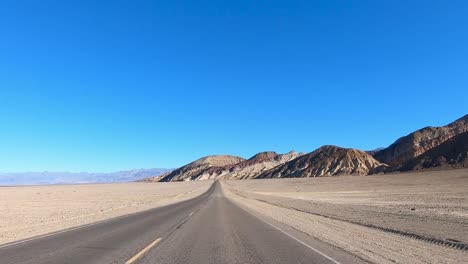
[0, 1, 467, 172]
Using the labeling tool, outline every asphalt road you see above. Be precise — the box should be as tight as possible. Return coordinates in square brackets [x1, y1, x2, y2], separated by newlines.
[0, 181, 363, 264]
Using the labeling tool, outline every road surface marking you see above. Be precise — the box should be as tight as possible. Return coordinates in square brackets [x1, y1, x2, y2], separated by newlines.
[240, 205, 342, 264]
[189, 211, 194, 216]
[125, 237, 162, 264]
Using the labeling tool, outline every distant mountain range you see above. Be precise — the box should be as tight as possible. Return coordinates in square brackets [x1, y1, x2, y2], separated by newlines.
[0, 168, 171, 185]
[4, 115, 467, 185]
[143, 114, 468, 182]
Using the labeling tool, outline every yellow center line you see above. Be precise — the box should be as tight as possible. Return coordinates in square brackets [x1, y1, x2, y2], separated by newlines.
[125, 237, 162, 264]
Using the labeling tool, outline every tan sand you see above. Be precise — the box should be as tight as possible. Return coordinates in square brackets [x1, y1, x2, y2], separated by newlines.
[223, 169, 468, 264]
[0, 181, 210, 244]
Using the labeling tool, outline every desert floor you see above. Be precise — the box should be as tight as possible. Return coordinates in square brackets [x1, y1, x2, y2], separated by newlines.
[0, 181, 210, 244]
[1, 170, 467, 263]
[223, 169, 468, 264]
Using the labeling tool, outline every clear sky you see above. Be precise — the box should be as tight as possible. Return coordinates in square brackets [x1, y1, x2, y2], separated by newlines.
[0, 1, 467, 172]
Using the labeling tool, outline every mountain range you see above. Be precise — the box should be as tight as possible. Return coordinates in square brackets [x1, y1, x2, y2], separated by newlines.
[144, 114, 468, 182]
[373, 114, 468, 168]
[0, 168, 171, 185]
[4, 115, 466, 184]
[396, 131, 468, 171]
[155, 151, 302, 182]
[256, 146, 387, 178]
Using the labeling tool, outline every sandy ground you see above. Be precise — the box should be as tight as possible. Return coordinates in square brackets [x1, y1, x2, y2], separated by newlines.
[223, 169, 468, 264]
[0, 181, 210, 245]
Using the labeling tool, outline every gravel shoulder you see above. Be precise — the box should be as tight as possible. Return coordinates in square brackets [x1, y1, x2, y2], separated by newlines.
[0, 181, 211, 244]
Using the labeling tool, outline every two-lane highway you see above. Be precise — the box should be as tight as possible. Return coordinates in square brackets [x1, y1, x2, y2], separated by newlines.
[0, 181, 363, 264]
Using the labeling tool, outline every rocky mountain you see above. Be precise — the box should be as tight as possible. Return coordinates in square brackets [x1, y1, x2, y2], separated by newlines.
[197, 151, 303, 180]
[256, 146, 388, 179]
[153, 151, 302, 182]
[158, 155, 245, 182]
[139, 171, 172, 182]
[365, 147, 385, 156]
[397, 131, 468, 171]
[373, 114, 468, 168]
[0, 168, 171, 185]
[149, 115, 468, 182]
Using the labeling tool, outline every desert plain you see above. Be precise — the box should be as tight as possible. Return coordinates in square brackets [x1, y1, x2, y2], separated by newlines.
[0, 181, 210, 244]
[1, 169, 467, 263]
[223, 169, 468, 263]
